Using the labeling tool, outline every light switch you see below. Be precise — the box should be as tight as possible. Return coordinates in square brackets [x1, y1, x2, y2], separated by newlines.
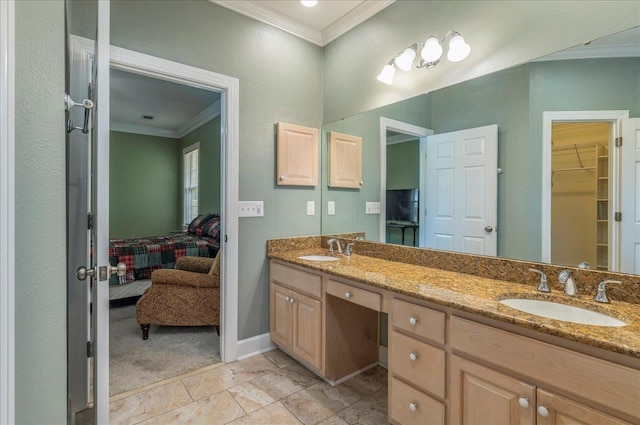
[328, 201, 335, 215]
[239, 201, 264, 217]
[365, 202, 381, 214]
[307, 201, 315, 216]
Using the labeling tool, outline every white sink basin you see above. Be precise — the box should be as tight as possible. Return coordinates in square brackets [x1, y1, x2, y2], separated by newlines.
[500, 298, 628, 327]
[298, 255, 341, 262]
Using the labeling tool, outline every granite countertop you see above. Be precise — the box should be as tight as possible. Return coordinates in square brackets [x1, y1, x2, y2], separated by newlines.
[269, 248, 640, 359]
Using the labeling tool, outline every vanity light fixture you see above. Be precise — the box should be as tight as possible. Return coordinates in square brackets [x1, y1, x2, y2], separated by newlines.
[300, 0, 318, 7]
[377, 30, 471, 85]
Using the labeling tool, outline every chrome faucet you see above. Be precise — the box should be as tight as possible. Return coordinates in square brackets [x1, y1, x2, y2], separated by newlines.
[594, 280, 621, 303]
[558, 270, 577, 296]
[327, 238, 342, 254]
[529, 268, 549, 292]
[345, 243, 355, 256]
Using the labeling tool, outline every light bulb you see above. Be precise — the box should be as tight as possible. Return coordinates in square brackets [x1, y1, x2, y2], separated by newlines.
[447, 34, 471, 62]
[300, 0, 318, 7]
[394, 46, 416, 71]
[421, 37, 443, 63]
[376, 64, 395, 85]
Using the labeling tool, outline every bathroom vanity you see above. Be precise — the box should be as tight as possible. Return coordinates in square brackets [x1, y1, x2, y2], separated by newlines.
[268, 237, 640, 425]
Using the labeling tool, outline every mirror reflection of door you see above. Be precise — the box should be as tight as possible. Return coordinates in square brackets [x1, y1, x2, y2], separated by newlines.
[550, 122, 611, 269]
[385, 130, 420, 246]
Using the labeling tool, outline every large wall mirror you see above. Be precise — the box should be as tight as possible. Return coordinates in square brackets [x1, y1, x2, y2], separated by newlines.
[320, 26, 640, 275]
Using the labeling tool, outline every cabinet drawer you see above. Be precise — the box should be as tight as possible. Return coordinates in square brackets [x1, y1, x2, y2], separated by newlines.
[271, 262, 321, 299]
[391, 377, 444, 425]
[392, 298, 445, 344]
[391, 330, 445, 399]
[327, 279, 381, 312]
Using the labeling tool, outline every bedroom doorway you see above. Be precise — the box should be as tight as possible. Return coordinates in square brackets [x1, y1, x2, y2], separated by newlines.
[67, 31, 240, 423]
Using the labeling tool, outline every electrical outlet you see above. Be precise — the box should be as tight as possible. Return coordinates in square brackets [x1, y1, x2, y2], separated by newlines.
[307, 201, 315, 216]
[327, 201, 335, 216]
[365, 202, 381, 214]
[239, 201, 264, 217]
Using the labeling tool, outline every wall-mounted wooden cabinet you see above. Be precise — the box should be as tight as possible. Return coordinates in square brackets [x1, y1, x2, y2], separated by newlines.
[328, 131, 362, 189]
[276, 122, 318, 186]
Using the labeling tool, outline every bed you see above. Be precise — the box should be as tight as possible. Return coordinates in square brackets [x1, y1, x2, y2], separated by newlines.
[109, 214, 220, 293]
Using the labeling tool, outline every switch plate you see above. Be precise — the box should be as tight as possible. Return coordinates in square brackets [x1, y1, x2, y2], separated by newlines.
[327, 201, 335, 216]
[365, 202, 381, 214]
[239, 201, 264, 217]
[307, 201, 315, 216]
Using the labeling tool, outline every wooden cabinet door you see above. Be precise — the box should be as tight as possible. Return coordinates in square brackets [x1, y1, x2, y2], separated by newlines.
[329, 132, 363, 188]
[451, 356, 535, 425]
[270, 282, 293, 350]
[536, 389, 632, 425]
[276, 122, 318, 186]
[292, 290, 322, 371]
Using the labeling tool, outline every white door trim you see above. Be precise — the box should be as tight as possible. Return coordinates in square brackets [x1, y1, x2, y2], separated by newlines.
[70, 34, 240, 363]
[0, 1, 15, 423]
[379, 118, 432, 242]
[541, 110, 629, 267]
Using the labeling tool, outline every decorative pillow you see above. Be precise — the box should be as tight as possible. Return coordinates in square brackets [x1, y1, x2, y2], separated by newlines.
[201, 215, 221, 242]
[187, 213, 214, 235]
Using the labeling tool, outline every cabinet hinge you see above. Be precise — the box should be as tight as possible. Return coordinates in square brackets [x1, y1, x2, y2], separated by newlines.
[87, 341, 93, 358]
[88, 213, 94, 230]
[614, 212, 622, 222]
[615, 137, 623, 147]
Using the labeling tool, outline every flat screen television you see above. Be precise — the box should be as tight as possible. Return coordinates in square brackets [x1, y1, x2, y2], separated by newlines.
[386, 189, 419, 223]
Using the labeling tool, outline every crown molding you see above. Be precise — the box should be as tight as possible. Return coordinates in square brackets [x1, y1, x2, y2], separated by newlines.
[535, 43, 640, 61]
[210, 0, 395, 47]
[176, 100, 221, 138]
[387, 133, 419, 145]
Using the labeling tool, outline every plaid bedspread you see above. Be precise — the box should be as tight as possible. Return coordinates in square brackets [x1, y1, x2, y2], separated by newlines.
[109, 232, 219, 285]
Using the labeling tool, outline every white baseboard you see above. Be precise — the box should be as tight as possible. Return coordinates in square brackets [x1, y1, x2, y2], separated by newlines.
[379, 345, 388, 367]
[237, 332, 275, 361]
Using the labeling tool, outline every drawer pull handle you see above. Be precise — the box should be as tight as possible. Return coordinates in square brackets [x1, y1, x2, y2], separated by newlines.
[409, 352, 418, 361]
[518, 397, 530, 409]
[409, 317, 418, 326]
[537, 406, 550, 417]
[345, 291, 352, 299]
[409, 402, 417, 412]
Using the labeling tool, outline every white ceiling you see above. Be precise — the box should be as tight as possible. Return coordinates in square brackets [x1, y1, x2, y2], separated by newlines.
[537, 26, 640, 61]
[210, 0, 395, 46]
[110, 69, 221, 139]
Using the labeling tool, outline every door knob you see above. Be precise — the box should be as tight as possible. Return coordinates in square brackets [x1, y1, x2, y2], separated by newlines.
[110, 262, 126, 277]
[75, 266, 96, 281]
[484, 226, 493, 233]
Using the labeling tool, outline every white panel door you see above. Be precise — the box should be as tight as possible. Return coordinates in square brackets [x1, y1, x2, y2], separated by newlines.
[620, 118, 640, 274]
[425, 125, 498, 255]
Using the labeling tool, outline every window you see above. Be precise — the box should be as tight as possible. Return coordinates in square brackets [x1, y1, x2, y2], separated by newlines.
[183, 142, 200, 225]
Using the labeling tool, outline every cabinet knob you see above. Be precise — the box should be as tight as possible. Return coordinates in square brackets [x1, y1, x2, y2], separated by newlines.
[409, 402, 417, 412]
[409, 317, 418, 326]
[409, 352, 418, 361]
[537, 406, 550, 417]
[280, 175, 285, 181]
[345, 291, 352, 299]
[518, 397, 530, 409]
[285, 296, 290, 302]
[359, 181, 363, 185]
[289, 297, 295, 304]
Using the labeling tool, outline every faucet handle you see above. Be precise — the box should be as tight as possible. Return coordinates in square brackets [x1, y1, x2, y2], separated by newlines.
[345, 243, 355, 256]
[529, 268, 550, 292]
[594, 280, 622, 303]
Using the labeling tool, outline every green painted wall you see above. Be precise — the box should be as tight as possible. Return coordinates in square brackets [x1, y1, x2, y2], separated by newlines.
[387, 141, 419, 190]
[179, 117, 221, 222]
[15, 1, 67, 424]
[110, 131, 181, 238]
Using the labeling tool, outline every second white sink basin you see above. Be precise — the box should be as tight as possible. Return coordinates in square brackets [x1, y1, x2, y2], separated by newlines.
[298, 255, 341, 262]
[500, 298, 628, 327]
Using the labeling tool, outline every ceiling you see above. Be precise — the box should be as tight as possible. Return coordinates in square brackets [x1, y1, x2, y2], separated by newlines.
[210, 0, 395, 46]
[110, 69, 221, 139]
[538, 26, 640, 61]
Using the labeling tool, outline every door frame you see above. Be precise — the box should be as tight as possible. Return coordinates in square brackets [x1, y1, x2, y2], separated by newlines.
[70, 34, 240, 363]
[0, 1, 15, 423]
[379, 117, 432, 243]
[541, 110, 628, 268]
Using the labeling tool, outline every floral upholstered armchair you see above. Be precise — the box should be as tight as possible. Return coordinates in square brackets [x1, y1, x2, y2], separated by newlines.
[136, 251, 221, 340]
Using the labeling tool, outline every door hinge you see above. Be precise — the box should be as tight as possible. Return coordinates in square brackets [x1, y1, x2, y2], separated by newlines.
[615, 212, 622, 222]
[615, 137, 623, 147]
[87, 341, 93, 358]
[88, 213, 94, 230]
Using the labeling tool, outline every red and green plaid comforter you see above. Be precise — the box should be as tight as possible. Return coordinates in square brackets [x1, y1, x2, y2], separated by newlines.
[109, 232, 219, 284]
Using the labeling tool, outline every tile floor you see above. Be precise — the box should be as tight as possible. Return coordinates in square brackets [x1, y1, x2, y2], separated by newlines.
[108, 349, 389, 425]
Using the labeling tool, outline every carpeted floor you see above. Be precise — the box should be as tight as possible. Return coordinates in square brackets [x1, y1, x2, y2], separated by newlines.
[109, 303, 221, 396]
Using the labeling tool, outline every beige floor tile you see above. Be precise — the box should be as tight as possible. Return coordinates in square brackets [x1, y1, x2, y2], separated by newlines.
[281, 381, 366, 425]
[182, 354, 278, 401]
[276, 362, 323, 388]
[337, 386, 388, 425]
[229, 371, 307, 412]
[264, 349, 297, 368]
[360, 365, 388, 387]
[317, 415, 350, 425]
[109, 381, 193, 425]
[137, 390, 246, 425]
[228, 401, 303, 425]
[340, 370, 385, 396]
